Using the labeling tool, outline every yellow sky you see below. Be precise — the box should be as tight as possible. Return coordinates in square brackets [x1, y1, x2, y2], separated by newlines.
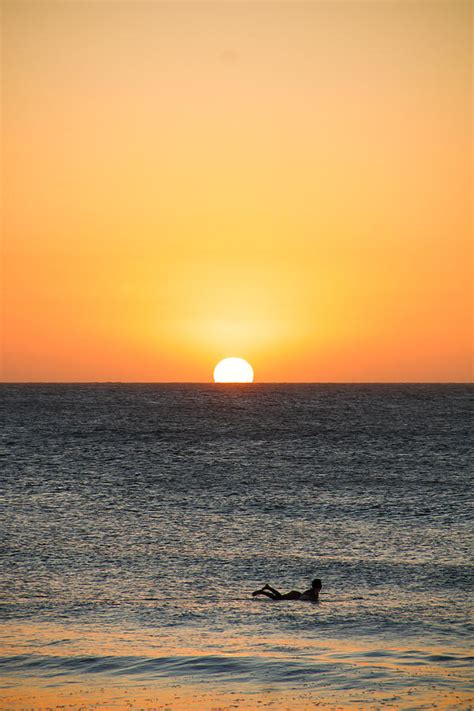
[1, 0, 472, 382]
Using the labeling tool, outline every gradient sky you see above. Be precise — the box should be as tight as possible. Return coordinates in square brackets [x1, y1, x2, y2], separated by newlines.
[2, 0, 472, 382]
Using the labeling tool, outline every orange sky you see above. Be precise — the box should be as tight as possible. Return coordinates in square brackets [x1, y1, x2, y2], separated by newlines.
[1, 0, 472, 382]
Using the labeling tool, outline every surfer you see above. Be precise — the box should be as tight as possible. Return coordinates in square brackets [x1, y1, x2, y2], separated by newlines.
[252, 578, 321, 602]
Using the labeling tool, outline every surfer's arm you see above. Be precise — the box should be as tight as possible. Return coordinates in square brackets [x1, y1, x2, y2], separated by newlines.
[299, 589, 318, 602]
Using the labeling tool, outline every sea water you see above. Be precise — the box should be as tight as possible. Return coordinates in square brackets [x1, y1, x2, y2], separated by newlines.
[1, 384, 472, 708]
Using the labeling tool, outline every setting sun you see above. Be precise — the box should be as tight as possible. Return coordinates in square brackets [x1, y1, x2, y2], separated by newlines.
[213, 358, 254, 383]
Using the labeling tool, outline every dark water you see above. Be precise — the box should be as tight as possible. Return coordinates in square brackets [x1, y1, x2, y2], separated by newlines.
[1, 384, 473, 705]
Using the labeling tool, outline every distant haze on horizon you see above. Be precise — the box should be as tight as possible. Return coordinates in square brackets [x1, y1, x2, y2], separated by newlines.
[2, 1, 472, 383]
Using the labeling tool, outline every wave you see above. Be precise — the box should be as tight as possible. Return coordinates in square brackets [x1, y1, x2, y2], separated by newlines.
[1, 649, 473, 688]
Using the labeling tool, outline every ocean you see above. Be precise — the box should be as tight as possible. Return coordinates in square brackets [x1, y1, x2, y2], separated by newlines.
[1, 384, 472, 709]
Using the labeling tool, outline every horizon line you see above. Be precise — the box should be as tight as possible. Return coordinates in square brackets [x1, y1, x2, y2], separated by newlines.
[0, 381, 472, 386]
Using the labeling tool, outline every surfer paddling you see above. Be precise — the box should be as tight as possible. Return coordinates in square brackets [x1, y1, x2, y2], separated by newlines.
[252, 578, 321, 602]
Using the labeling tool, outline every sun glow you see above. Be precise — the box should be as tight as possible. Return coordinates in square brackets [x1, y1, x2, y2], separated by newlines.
[213, 357, 254, 383]
[2, 2, 471, 383]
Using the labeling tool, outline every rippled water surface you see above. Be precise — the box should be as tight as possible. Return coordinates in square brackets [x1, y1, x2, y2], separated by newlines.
[1, 384, 472, 708]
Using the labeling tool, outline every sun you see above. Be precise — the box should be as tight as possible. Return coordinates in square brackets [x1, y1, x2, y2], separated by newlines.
[213, 357, 254, 383]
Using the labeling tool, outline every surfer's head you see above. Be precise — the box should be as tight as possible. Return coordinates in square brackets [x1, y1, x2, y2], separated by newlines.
[311, 579, 322, 590]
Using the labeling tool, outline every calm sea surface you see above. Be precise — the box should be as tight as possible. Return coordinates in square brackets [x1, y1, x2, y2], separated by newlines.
[1, 384, 473, 708]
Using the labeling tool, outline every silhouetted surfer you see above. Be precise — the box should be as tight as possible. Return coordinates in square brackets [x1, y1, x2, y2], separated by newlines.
[252, 578, 321, 602]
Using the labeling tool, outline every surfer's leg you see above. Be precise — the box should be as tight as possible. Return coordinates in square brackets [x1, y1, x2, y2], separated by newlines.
[262, 584, 283, 598]
[252, 589, 279, 600]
